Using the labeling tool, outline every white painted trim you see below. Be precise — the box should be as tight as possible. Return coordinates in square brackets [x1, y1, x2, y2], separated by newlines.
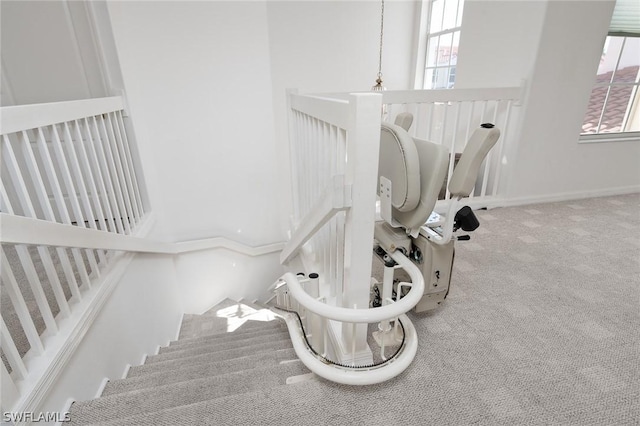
[579, 131, 640, 144]
[120, 364, 131, 380]
[0, 96, 123, 134]
[93, 377, 110, 399]
[0, 212, 285, 257]
[174, 237, 285, 257]
[316, 87, 522, 105]
[289, 94, 349, 129]
[501, 186, 640, 208]
[57, 398, 74, 426]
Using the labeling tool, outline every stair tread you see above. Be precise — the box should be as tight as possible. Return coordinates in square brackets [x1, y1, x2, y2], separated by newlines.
[146, 334, 292, 364]
[159, 328, 290, 355]
[169, 320, 287, 347]
[68, 362, 310, 424]
[104, 348, 298, 396]
[127, 340, 294, 377]
[75, 374, 427, 426]
[179, 304, 281, 340]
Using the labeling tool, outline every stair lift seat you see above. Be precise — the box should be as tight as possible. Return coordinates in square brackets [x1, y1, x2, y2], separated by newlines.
[373, 115, 500, 313]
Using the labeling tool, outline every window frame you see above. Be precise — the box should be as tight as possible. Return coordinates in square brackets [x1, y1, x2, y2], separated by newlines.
[579, 35, 640, 143]
[413, 0, 464, 90]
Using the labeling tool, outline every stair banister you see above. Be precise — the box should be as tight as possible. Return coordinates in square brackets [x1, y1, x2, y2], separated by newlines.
[279, 248, 424, 324]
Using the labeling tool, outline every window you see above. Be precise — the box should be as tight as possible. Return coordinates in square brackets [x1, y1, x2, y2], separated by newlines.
[581, 36, 640, 137]
[422, 0, 464, 90]
[581, 0, 640, 141]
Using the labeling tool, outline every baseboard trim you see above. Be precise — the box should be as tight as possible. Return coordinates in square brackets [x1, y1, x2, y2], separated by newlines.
[502, 185, 640, 208]
[94, 378, 110, 399]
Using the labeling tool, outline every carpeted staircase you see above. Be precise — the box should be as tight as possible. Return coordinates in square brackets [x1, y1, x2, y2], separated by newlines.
[67, 299, 310, 425]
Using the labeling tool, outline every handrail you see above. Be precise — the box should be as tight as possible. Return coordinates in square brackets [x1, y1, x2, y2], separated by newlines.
[280, 248, 424, 323]
[0, 213, 285, 256]
[0, 96, 124, 135]
[313, 86, 523, 105]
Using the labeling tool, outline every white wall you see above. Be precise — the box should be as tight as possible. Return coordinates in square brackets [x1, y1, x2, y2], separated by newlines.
[266, 0, 419, 232]
[106, 0, 281, 246]
[0, 0, 108, 106]
[456, 0, 640, 203]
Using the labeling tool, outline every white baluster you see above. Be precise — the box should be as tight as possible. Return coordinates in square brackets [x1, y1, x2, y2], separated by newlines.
[61, 121, 107, 265]
[106, 112, 139, 225]
[491, 100, 512, 198]
[95, 115, 132, 234]
[1, 316, 28, 379]
[89, 116, 126, 234]
[115, 111, 144, 219]
[1, 250, 45, 355]
[2, 135, 73, 316]
[49, 123, 101, 277]
[34, 127, 92, 289]
[18, 131, 82, 301]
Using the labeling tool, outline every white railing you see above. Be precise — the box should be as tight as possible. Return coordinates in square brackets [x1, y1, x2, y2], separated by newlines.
[0, 96, 148, 413]
[279, 86, 522, 384]
[382, 87, 522, 208]
[282, 91, 384, 368]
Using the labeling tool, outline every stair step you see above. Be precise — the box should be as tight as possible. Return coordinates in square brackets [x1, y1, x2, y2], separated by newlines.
[178, 306, 281, 340]
[81, 374, 425, 426]
[169, 320, 287, 347]
[158, 329, 290, 355]
[145, 334, 292, 364]
[103, 348, 298, 396]
[68, 362, 310, 424]
[127, 339, 295, 377]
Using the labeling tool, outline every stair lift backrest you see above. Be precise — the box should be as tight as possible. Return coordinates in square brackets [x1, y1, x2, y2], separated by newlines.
[379, 123, 422, 212]
[392, 137, 449, 237]
[448, 125, 501, 197]
[378, 122, 449, 237]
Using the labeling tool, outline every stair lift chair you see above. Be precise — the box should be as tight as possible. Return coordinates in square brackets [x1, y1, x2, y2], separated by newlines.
[372, 113, 500, 313]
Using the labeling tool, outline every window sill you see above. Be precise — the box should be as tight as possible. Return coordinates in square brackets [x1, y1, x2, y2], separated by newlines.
[579, 131, 640, 144]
